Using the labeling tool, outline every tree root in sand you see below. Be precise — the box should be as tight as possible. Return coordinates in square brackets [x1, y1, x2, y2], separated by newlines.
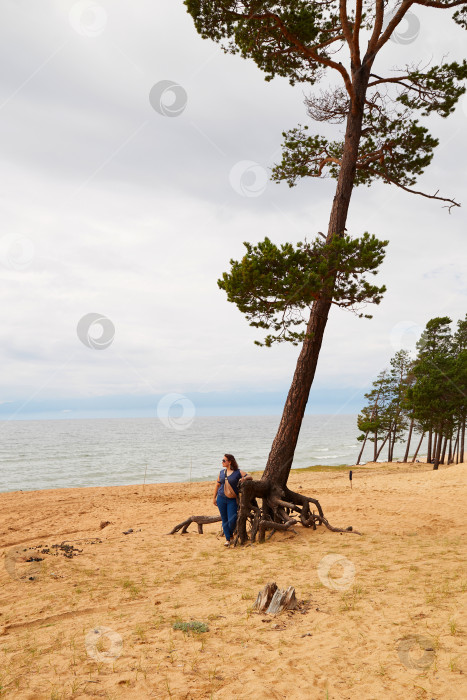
[169, 479, 362, 543]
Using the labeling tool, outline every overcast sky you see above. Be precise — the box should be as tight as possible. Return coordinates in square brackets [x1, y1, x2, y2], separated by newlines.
[0, 0, 466, 419]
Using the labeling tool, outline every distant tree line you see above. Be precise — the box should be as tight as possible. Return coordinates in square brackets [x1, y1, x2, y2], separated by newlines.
[357, 315, 467, 470]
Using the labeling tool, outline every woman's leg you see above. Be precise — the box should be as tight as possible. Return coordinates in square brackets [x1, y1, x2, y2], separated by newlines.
[225, 498, 238, 540]
[216, 494, 231, 542]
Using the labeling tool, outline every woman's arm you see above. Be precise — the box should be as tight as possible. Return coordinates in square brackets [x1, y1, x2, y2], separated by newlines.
[239, 470, 253, 482]
[213, 478, 221, 505]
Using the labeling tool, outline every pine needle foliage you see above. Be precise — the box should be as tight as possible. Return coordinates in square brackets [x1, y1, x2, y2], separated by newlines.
[218, 233, 387, 345]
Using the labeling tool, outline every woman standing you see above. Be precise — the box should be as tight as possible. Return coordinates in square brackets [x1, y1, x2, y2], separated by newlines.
[213, 454, 252, 547]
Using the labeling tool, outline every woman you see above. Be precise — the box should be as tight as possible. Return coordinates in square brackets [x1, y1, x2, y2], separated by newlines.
[213, 454, 252, 546]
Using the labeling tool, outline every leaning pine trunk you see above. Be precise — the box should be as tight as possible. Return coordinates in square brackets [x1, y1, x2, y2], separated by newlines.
[453, 425, 460, 464]
[375, 429, 390, 460]
[391, 426, 397, 461]
[260, 296, 333, 488]
[433, 425, 444, 470]
[427, 429, 432, 464]
[440, 435, 448, 465]
[376, 421, 393, 461]
[356, 430, 369, 465]
[460, 418, 465, 463]
[411, 432, 425, 462]
[261, 70, 370, 490]
[403, 418, 414, 463]
[388, 429, 393, 462]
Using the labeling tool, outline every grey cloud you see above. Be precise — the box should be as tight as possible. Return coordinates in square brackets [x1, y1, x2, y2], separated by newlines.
[0, 0, 466, 411]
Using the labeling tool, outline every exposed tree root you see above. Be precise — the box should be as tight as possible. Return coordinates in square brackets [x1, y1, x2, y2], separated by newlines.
[169, 478, 360, 542]
[257, 518, 298, 544]
[313, 514, 361, 535]
[169, 515, 221, 534]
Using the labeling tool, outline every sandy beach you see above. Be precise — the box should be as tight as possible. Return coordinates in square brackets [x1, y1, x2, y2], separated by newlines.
[0, 461, 466, 699]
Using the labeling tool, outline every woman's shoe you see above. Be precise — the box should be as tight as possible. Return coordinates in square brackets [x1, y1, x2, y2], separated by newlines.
[223, 541, 231, 547]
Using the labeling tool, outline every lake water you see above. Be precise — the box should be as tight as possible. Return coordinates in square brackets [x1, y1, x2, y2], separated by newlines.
[0, 415, 426, 493]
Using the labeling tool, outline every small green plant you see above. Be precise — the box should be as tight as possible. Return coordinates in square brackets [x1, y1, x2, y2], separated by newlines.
[172, 621, 209, 634]
[340, 585, 364, 611]
[375, 663, 387, 677]
[134, 625, 147, 642]
[449, 619, 458, 635]
[70, 679, 83, 696]
[121, 578, 140, 598]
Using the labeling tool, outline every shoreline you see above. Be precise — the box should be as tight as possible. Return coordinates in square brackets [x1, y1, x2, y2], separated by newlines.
[0, 457, 436, 497]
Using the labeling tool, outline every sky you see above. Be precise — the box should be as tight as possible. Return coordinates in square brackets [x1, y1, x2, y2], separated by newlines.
[0, 0, 466, 420]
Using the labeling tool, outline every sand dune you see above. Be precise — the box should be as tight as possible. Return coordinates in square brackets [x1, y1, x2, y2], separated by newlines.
[0, 461, 465, 699]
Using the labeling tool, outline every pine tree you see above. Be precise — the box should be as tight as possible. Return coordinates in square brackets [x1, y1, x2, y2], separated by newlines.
[178, 2, 467, 542]
[357, 370, 388, 463]
[409, 317, 457, 469]
[356, 350, 413, 464]
[452, 315, 467, 462]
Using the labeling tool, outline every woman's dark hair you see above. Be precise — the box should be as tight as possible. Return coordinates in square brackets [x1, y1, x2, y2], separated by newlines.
[224, 454, 239, 471]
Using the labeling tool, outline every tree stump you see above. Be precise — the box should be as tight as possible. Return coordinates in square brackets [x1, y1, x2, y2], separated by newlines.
[253, 582, 298, 614]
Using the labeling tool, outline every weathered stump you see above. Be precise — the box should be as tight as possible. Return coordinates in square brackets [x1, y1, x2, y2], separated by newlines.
[253, 582, 298, 614]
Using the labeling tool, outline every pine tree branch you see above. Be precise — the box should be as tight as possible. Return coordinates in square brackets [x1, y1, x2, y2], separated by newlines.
[312, 34, 346, 50]
[373, 0, 414, 54]
[339, 0, 360, 67]
[414, 0, 467, 7]
[366, 167, 461, 210]
[367, 0, 387, 55]
[369, 73, 416, 87]
[353, 0, 363, 63]
[318, 155, 342, 174]
[229, 8, 356, 101]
